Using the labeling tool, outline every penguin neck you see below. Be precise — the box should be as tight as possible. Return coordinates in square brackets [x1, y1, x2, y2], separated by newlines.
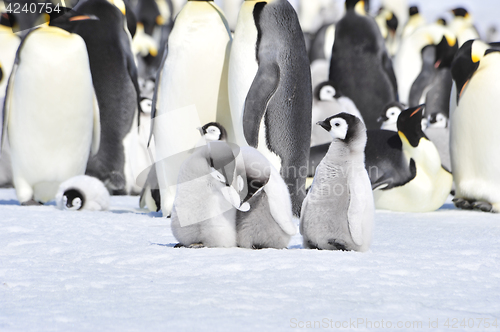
[325, 140, 365, 164]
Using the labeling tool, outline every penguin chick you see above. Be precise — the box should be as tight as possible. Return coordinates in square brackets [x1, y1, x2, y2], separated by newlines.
[372, 105, 453, 212]
[301, 113, 374, 252]
[170, 141, 248, 248]
[311, 81, 364, 146]
[200, 122, 227, 142]
[377, 101, 405, 131]
[235, 146, 296, 249]
[55, 175, 110, 211]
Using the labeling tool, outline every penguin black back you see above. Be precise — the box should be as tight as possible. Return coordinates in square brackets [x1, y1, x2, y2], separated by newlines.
[72, 0, 141, 193]
[328, 0, 398, 130]
[451, 40, 479, 104]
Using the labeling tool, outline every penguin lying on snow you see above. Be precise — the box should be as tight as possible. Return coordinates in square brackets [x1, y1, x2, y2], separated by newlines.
[301, 113, 374, 252]
[56, 175, 110, 211]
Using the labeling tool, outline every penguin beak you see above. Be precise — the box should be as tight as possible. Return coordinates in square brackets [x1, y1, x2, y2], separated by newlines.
[377, 115, 388, 123]
[316, 120, 330, 131]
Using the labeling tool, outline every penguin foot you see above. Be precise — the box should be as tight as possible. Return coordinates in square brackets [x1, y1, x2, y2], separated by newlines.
[452, 198, 474, 210]
[472, 201, 493, 213]
[305, 241, 320, 250]
[187, 243, 204, 249]
[174, 243, 185, 248]
[21, 199, 43, 206]
[328, 239, 348, 251]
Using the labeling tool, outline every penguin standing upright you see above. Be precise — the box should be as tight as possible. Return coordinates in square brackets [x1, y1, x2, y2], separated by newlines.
[2, 9, 101, 204]
[152, 0, 232, 216]
[329, 0, 398, 130]
[449, 8, 480, 47]
[71, 0, 141, 194]
[370, 105, 452, 212]
[377, 101, 405, 131]
[401, 5, 425, 39]
[450, 40, 500, 212]
[228, 0, 312, 215]
[301, 113, 374, 252]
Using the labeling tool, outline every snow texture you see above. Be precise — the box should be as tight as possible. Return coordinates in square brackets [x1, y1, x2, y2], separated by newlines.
[1, 188, 499, 331]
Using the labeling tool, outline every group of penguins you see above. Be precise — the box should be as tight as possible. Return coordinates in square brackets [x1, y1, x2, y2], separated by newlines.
[0, 0, 499, 251]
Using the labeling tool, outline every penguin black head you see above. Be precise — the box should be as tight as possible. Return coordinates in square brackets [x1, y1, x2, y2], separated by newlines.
[397, 105, 426, 148]
[62, 188, 85, 210]
[409, 6, 419, 17]
[317, 113, 366, 148]
[452, 8, 469, 18]
[201, 122, 227, 142]
[377, 101, 404, 123]
[47, 4, 99, 32]
[386, 11, 398, 34]
[451, 40, 482, 103]
[435, 35, 458, 68]
[314, 81, 343, 101]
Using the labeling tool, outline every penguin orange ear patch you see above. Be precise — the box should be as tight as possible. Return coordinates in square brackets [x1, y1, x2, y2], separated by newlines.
[410, 107, 422, 117]
[460, 80, 470, 97]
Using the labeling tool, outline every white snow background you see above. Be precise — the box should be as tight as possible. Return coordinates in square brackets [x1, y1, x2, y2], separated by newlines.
[2, 0, 500, 331]
[1, 187, 500, 331]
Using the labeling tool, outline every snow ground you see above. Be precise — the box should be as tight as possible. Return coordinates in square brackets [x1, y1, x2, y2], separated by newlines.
[1, 188, 499, 331]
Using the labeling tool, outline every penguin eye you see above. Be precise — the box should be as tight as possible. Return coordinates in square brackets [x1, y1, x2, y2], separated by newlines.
[335, 122, 340, 127]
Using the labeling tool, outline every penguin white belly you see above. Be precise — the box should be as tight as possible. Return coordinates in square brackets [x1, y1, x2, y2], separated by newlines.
[323, 24, 335, 61]
[374, 139, 452, 212]
[228, 0, 259, 147]
[451, 59, 500, 210]
[394, 40, 423, 104]
[7, 28, 96, 203]
[154, 1, 231, 215]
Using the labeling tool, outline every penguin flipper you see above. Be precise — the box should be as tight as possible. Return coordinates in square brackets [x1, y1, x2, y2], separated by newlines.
[263, 165, 296, 236]
[370, 158, 417, 190]
[243, 62, 280, 147]
[382, 50, 398, 98]
[91, 89, 101, 156]
[347, 169, 374, 247]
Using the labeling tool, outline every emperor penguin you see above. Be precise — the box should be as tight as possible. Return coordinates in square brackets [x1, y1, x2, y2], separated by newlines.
[394, 23, 456, 105]
[55, 175, 110, 211]
[235, 146, 297, 249]
[449, 8, 480, 47]
[2, 9, 101, 204]
[408, 32, 458, 117]
[370, 105, 453, 212]
[151, 0, 232, 216]
[171, 141, 248, 248]
[309, 23, 336, 63]
[381, 0, 408, 36]
[300, 113, 374, 252]
[450, 40, 500, 212]
[377, 101, 405, 131]
[401, 6, 425, 39]
[70, 0, 141, 195]
[228, 0, 312, 216]
[375, 8, 399, 56]
[328, 0, 398, 130]
[0, 12, 20, 188]
[311, 81, 363, 147]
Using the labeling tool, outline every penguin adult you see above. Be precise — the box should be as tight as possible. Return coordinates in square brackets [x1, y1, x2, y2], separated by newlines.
[381, 0, 408, 36]
[370, 105, 452, 212]
[70, 0, 141, 195]
[55, 175, 110, 211]
[2, 8, 101, 204]
[311, 81, 363, 147]
[235, 146, 296, 249]
[228, 0, 312, 216]
[424, 112, 450, 171]
[450, 40, 500, 212]
[449, 8, 480, 47]
[151, 0, 232, 216]
[408, 32, 458, 118]
[170, 141, 248, 248]
[401, 5, 425, 39]
[328, 0, 398, 130]
[301, 113, 374, 252]
[377, 101, 405, 131]
[394, 24, 456, 105]
[375, 8, 399, 56]
[309, 23, 336, 63]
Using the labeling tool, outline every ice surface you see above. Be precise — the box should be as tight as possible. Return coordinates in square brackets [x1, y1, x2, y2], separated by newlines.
[1, 188, 499, 331]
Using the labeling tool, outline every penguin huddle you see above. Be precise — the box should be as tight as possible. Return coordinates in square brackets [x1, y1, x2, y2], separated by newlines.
[1, 0, 499, 254]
